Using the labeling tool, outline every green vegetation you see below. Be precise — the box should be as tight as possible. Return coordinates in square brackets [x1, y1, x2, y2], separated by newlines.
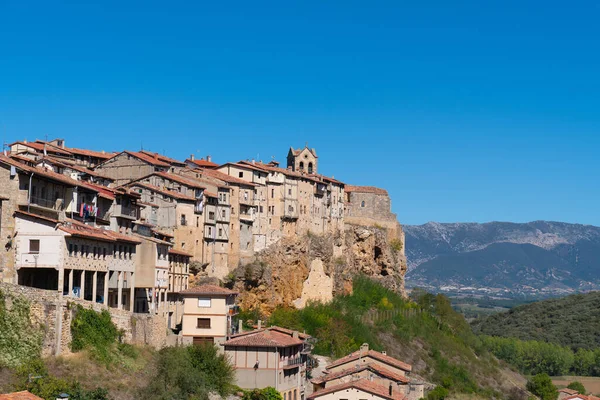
[450, 296, 536, 320]
[472, 291, 600, 350]
[13, 358, 109, 400]
[242, 387, 283, 400]
[526, 374, 558, 400]
[140, 344, 235, 400]
[567, 381, 587, 394]
[481, 335, 600, 377]
[0, 289, 43, 368]
[390, 238, 403, 252]
[70, 304, 139, 367]
[266, 276, 516, 397]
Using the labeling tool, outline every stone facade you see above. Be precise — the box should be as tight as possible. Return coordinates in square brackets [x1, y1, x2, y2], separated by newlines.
[0, 282, 167, 356]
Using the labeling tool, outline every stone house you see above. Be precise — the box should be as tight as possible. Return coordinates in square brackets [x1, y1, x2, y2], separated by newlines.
[166, 248, 191, 329]
[222, 326, 312, 400]
[131, 223, 173, 315]
[314, 344, 423, 400]
[94, 151, 171, 186]
[307, 380, 405, 400]
[13, 211, 139, 310]
[287, 146, 318, 175]
[180, 284, 238, 345]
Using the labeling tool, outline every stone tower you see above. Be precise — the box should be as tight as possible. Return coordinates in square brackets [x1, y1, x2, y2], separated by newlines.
[287, 145, 318, 174]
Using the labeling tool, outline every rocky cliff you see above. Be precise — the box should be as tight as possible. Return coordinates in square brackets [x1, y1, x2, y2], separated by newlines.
[229, 224, 407, 315]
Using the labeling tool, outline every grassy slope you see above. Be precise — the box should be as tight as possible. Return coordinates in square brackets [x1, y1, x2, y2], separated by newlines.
[472, 291, 600, 350]
[267, 277, 527, 399]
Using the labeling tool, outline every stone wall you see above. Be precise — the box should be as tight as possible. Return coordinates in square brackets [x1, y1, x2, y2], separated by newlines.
[0, 282, 166, 356]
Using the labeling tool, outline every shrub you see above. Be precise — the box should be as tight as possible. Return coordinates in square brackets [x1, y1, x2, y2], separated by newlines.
[242, 387, 282, 400]
[70, 305, 119, 365]
[390, 238, 403, 252]
[0, 290, 43, 368]
[567, 381, 586, 394]
[526, 374, 558, 400]
[427, 386, 449, 400]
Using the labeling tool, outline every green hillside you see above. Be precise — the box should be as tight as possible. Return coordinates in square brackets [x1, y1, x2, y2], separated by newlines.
[472, 291, 600, 350]
[260, 277, 527, 399]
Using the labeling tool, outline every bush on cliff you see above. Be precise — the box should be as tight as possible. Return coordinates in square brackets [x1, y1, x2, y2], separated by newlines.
[70, 304, 137, 366]
[0, 289, 43, 368]
[140, 343, 235, 399]
[266, 277, 509, 398]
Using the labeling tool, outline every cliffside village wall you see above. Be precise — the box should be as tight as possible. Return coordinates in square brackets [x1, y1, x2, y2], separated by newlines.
[0, 140, 405, 330]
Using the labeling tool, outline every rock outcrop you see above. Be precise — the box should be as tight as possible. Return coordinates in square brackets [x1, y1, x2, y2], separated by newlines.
[230, 223, 407, 316]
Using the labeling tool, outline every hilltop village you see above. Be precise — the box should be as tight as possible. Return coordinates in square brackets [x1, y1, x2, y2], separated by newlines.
[0, 139, 414, 399]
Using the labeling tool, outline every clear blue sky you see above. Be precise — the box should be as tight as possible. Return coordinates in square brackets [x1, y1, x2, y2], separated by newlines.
[1, 1, 599, 226]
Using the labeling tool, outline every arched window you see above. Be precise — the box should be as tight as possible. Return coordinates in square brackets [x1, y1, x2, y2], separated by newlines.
[299, 161, 304, 171]
[361, 200, 366, 208]
[308, 162, 313, 174]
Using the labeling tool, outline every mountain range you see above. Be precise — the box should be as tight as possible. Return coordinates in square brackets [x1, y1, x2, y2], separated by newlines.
[404, 221, 600, 297]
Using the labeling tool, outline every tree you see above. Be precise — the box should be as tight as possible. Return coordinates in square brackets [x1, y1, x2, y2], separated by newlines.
[526, 374, 558, 400]
[426, 386, 449, 400]
[566, 381, 586, 394]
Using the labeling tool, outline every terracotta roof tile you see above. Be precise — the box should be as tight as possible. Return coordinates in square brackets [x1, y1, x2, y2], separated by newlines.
[312, 362, 409, 385]
[140, 150, 186, 166]
[151, 171, 207, 189]
[326, 350, 411, 373]
[34, 141, 113, 160]
[307, 379, 404, 400]
[345, 185, 388, 195]
[560, 389, 580, 395]
[186, 158, 219, 168]
[168, 248, 193, 257]
[59, 219, 141, 243]
[223, 326, 305, 348]
[10, 141, 72, 156]
[180, 284, 238, 296]
[14, 210, 59, 225]
[0, 390, 44, 400]
[199, 168, 256, 186]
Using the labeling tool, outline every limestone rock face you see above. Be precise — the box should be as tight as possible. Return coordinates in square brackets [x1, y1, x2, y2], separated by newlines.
[231, 224, 407, 316]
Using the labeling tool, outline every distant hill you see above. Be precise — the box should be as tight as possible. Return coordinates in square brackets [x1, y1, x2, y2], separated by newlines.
[404, 221, 600, 297]
[472, 291, 600, 350]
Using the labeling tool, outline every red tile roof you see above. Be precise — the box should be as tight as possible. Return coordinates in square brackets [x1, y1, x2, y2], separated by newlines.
[289, 146, 318, 158]
[0, 390, 44, 400]
[560, 389, 580, 395]
[326, 350, 412, 373]
[345, 185, 388, 195]
[204, 191, 217, 198]
[312, 362, 409, 385]
[199, 168, 256, 187]
[59, 219, 141, 244]
[10, 141, 72, 156]
[180, 284, 238, 296]
[168, 248, 193, 257]
[223, 326, 305, 348]
[307, 379, 404, 400]
[140, 150, 186, 166]
[186, 158, 219, 168]
[151, 171, 207, 189]
[127, 182, 196, 201]
[34, 141, 114, 160]
[564, 395, 599, 400]
[14, 210, 59, 225]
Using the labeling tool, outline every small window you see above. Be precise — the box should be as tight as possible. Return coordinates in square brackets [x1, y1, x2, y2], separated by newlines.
[198, 298, 211, 308]
[288, 188, 292, 195]
[68, 243, 73, 256]
[271, 189, 274, 198]
[361, 200, 366, 208]
[218, 228, 223, 236]
[29, 239, 40, 254]
[238, 171, 243, 178]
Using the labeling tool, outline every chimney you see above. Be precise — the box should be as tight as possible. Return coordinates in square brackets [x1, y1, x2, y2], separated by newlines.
[190, 154, 195, 161]
[257, 320, 262, 329]
[292, 331, 299, 339]
[381, 350, 387, 356]
[360, 343, 369, 356]
[206, 155, 212, 162]
[238, 319, 243, 334]
[251, 159, 255, 165]
[23, 139, 27, 144]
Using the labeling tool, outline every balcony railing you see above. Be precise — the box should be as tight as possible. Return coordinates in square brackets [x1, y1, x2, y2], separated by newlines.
[29, 196, 64, 211]
[115, 204, 137, 219]
[239, 213, 255, 222]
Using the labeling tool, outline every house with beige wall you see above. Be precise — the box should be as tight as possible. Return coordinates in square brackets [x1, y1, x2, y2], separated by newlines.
[180, 284, 238, 345]
[222, 326, 311, 400]
[94, 151, 171, 186]
[313, 344, 423, 400]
